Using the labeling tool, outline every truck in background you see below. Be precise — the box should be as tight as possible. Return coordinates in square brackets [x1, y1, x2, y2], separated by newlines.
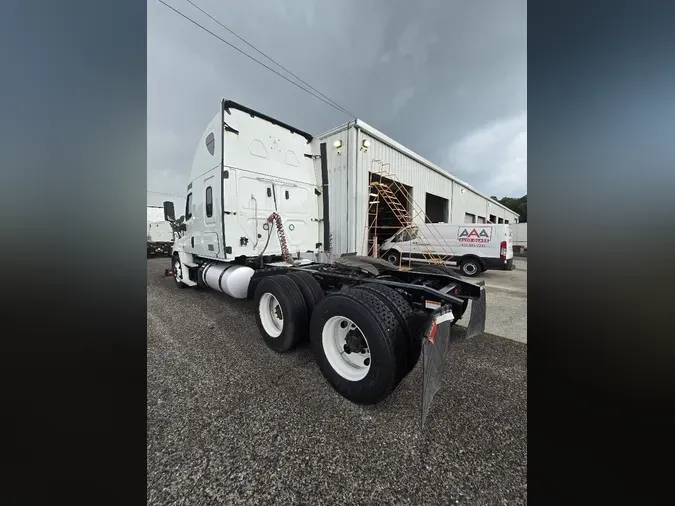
[510, 222, 527, 255]
[147, 205, 176, 256]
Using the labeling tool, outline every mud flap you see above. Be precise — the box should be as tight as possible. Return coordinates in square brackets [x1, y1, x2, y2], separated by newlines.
[465, 281, 487, 340]
[421, 305, 455, 429]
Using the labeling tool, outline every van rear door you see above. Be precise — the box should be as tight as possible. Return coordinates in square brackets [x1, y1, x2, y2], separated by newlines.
[505, 225, 514, 259]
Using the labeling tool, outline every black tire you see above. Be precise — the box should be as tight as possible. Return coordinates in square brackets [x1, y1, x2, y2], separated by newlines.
[411, 264, 468, 321]
[254, 275, 308, 353]
[310, 289, 407, 405]
[459, 257, 482, 277]
[172, 255, 187, 288]
[382, 249, 400, 266]
[353, 283, 421, 379]
[286, 271, 324, 317]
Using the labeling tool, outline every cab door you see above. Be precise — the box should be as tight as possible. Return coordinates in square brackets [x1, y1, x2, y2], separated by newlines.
[201, 174, 222, 258]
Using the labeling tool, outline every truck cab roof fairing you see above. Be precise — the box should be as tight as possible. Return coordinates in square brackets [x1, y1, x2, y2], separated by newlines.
[222, 99, 314, 144]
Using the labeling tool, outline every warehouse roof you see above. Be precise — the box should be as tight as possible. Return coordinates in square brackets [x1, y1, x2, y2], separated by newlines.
[317, 120, 518, 218]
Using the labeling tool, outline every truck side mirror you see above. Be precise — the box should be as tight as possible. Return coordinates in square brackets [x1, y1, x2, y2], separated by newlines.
[163, 201, 175, 222]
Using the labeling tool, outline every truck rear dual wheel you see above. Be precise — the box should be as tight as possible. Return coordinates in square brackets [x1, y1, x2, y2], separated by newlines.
[254, 275, 309, 353]
[352, 283, 421, 379]
[310, 288, 409, 405]
[285, 271, 324, 318]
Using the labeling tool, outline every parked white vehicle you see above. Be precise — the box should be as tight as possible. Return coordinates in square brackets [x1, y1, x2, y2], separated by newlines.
[147, 220, 174, 256]
[161, 99, 488, 425]
[380, 223, 515, 277]
[511, 222, 527, 252]
[147, 206, 175, 256]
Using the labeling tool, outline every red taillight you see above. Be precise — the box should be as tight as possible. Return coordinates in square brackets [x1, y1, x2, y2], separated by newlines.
[428, 322, 438, 344]
[500, 240, 507, 260]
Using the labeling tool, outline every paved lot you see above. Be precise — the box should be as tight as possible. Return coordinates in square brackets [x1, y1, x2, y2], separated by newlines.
[460, 258, 527, 344]
[404, 258, 527, 344]
[147, 258, 527, 505]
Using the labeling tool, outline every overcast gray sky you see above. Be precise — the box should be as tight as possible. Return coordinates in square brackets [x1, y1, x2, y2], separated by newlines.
[147, 0, 526, 208]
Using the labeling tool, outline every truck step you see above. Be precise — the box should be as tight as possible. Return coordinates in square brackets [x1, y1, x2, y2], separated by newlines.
[183, 261, 199, 267]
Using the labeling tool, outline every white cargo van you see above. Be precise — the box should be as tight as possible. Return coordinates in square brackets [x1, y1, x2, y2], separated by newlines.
[379, 223, 514, 276]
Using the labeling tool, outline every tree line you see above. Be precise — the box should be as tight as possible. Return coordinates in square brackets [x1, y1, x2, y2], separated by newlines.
[490, 195, 527, 223]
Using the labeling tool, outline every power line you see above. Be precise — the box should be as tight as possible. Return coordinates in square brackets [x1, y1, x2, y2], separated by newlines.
[183, 0, 355, 118]
[156, 0, 354, 118]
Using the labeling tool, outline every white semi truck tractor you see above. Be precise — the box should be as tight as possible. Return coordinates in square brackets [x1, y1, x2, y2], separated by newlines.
[162, 100, 487, 426]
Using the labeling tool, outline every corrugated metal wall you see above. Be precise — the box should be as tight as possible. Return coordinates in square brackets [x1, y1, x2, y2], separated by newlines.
[313, 126, 352, 254]
[450, 184, 489, 223]
[355, 133, 457, 254]
[316, 123, 520, 255]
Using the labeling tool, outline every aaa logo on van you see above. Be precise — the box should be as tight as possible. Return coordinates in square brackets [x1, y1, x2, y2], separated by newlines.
[458, 227, 491, 243]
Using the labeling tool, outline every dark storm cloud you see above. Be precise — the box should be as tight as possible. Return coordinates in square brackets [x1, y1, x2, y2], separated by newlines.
[148, 0, 526, 206]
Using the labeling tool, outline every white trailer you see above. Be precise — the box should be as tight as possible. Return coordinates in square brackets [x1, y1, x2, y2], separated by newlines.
[511, 222, 528, 253]
[147, 206, 166, 223]
[147, 206, 174, 256]
[162, 99, 488, 425]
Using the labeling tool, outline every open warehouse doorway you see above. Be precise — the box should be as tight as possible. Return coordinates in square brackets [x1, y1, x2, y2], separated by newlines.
[425, 192, 449, 223]
[366, 172, 413, 256]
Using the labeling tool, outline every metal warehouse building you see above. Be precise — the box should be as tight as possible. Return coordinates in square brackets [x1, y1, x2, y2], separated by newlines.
[310, 120, 519, 256]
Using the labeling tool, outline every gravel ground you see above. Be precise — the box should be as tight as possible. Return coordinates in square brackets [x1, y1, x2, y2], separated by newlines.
[147, 258, 527, 505]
